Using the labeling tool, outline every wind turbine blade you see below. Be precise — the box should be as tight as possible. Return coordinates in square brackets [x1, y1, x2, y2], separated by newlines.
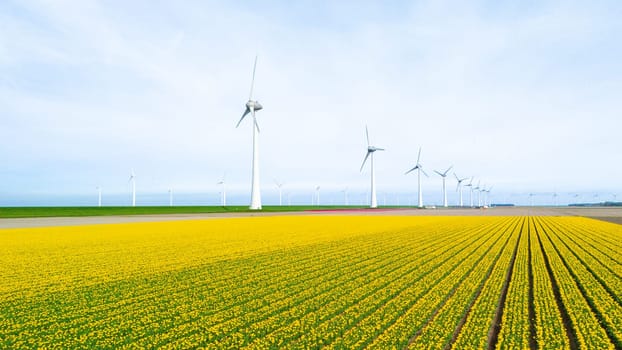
[249, 55, 257, 100]
[421, 168, 429, 177]
[405, 166, 417, 175]
[416, 147, 422, 164]
[365, 125, 370, 146]
[360, 151, 371, 172]
[253, 117, 260, 133]
[236, 108, 250, 128]
[252, 110, 260, 133]
[376, 147, 385, 151]
[454, 173, 460, 181]
[444, 165, 453, 176]
[434, 170, 443, 176]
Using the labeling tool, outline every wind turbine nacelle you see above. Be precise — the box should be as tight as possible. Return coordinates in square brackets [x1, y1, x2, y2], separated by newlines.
[246, 100, 263, 111]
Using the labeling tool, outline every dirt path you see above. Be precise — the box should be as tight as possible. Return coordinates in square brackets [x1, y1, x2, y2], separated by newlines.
[2, 206, 621, 229]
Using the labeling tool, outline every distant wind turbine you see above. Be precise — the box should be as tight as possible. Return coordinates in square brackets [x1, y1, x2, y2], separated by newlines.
[405, 147, 428, 208]
[474, 181, 481, 207]
[217, 175, 226, 206]
[129, 170, 136, 207]
[274, 180, 284, 206]
[485, 186, 494, 207]
[315, 186, 321, 206]
[168, 188, 173, 207]
[465, 177, 474, 207]
[96, 186, 102, 207]
[454, 174, 468, 207]
[236, 56, 263, 210]
[360, 126, 385, 208]
[342, 187, 349, 206]
[434, 165, 453, 207]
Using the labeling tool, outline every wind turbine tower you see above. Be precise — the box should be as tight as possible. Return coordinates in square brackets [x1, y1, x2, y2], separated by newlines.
[236, 56, 263, 210]
[434, 165, 453, 207]
[168, 188, 173, 207]
[474, 181, 481, 207]
[454, 174, 468, 207]
[129, 170, 136, 207]
[96, 186, 102, 207]
[217, 176, 227, 206]
[275, 180, 284, 206]
[360, 126, 385, 208]
[465, 178, 474, 207]
[315, 186, 321, 206]
[405, 147, 428, 208]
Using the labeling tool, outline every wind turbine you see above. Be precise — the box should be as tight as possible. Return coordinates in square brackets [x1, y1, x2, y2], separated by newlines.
[434, 165, 453, 208]
[474, 181, 481, 207]
[129, 170, 136, 207]
[405, 147, 428, 208]
[168, 188, 173, 207]
[315, 186, 321, 206]
[217, 175, 227, 206]
[96, 186, 102, 207]
[341, 187, 349, 206]
[465, 177, 474, 207]
[360, 126, 385, 208]
[236, 56, 263, 210]
[454, 174, 468, 207]
[274, 180, 284, 206]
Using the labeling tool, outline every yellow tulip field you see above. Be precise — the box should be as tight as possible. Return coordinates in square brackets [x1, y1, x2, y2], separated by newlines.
[0, 215, 620, 348]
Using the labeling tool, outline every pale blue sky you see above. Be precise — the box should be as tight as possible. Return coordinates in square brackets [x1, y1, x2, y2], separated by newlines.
[1, 1, 621, 205]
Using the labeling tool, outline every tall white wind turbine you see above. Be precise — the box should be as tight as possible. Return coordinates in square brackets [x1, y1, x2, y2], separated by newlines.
[96, 186, 102, 207]
[360, 126, 385, 208]
[168, 188, 173, 207]
[405, 147, 428, 208]
[434, 165, 453, 207]
[454, 174, 468, 207]
[217, 175, 227, 206]
[274, 180, 284, 206]
[236, 56, 263, 210]
[129, 170, 136, 207]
